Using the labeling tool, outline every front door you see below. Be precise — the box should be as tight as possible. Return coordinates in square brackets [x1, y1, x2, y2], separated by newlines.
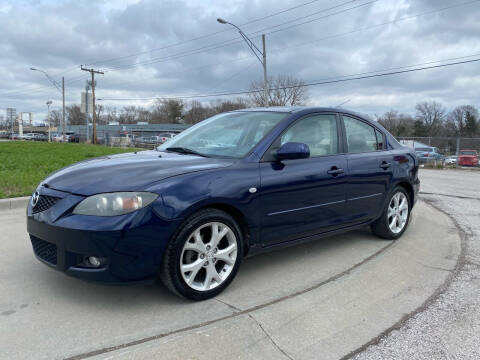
[259, 113, 348, 246]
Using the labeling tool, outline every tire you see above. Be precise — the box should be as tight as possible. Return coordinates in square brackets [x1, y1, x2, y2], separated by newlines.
[160, 208, 243, 301]
[371, 186, 411, 240]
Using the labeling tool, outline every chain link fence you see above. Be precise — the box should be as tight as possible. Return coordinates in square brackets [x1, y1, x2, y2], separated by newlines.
[397, 137, 480, 155]
[397, 136, 480, 168]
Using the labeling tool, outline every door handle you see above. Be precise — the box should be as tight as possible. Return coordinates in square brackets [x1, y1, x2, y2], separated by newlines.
[380, 161, 391, 169]
[327, 167, 344, 176]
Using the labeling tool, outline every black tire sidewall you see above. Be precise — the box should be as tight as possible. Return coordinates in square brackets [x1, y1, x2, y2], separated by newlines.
[166, 209, 243, 301]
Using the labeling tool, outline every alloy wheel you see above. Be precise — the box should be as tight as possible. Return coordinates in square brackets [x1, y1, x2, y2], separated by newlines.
[387, 192, 409, 234]
[180, 221, 238, 291]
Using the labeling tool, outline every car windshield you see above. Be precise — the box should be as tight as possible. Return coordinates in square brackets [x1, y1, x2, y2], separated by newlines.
[460, 151, 477, 155]
[157, 111, 287, 158]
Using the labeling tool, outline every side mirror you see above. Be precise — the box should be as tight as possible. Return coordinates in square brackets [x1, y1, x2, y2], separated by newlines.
[276, 142, 310, 161]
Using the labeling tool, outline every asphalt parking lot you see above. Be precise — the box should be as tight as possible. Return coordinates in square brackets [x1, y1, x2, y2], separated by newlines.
[0, 168, 478, 360]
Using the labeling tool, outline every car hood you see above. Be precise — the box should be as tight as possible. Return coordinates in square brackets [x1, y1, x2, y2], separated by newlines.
[42, 150, 234, 196]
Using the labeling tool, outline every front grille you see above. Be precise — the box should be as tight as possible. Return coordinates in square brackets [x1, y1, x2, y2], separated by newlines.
[30, 236, 57, 265]
[32, 195, 60, 214]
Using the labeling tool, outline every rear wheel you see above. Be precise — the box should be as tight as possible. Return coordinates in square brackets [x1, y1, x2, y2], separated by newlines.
[371, 186, 411, 240]
[160, 209, 243, 300]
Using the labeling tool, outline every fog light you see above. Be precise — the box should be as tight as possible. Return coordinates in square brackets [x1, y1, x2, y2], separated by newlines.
[88, 256, 102, 267]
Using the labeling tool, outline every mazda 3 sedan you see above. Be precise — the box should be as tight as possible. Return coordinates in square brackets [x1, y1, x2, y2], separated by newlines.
[27, 107, 420, 300]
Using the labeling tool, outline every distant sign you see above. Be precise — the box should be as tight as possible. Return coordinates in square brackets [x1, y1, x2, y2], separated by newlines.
[80, 92, 93, 114]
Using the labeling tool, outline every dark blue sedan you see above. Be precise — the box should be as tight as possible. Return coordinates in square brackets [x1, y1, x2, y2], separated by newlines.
[27, 107, 420, 300]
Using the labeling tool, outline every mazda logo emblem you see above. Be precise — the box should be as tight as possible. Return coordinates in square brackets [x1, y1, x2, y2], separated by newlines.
[31, 191, 39, 207]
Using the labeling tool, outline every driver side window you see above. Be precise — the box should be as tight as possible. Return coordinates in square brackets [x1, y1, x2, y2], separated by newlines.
[280, 114, 339, 157]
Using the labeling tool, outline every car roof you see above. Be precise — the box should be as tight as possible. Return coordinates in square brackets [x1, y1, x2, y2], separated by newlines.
[233, 106, 370, 118]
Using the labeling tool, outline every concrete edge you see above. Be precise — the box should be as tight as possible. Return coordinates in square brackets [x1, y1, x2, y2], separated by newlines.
[339, 195, 467, 359]
[0, 196, 30, 211]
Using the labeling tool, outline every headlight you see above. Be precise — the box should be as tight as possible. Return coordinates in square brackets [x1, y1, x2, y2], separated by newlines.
[73, 192, 158, 216]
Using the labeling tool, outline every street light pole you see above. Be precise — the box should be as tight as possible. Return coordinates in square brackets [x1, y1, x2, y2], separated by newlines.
[46, 101, 52, 142]
[217, 18, 269, 106]
[62, 77, 65, 140]
[85, 82, 90, 142]
[30, 67, 66, 140]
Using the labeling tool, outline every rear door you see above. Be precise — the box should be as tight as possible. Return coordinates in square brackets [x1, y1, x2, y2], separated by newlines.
[341, 115, 393, 224]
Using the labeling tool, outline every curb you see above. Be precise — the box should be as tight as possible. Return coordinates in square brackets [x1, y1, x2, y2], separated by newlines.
[0, 196, 30, 211]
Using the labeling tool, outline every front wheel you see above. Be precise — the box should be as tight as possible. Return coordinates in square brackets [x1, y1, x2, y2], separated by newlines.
[371, 187, 411, 240]
[160, 209, 243, 300]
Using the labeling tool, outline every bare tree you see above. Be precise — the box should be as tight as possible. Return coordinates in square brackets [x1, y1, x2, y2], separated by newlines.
[248, 75, 309, 107]
[151, 99, 184, 123]
[414, 101, 446, 136]
[376, 110, 415, 137]
[66, 105, 84, 125]
[95, 104, 104, 125]
[49, 109, 62, 127]
[446, 105, 479, 136]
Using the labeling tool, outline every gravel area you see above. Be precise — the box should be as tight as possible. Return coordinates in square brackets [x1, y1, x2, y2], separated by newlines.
[353, 169, 480, 360]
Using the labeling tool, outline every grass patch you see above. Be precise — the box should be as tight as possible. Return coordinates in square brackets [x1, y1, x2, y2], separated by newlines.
[0, 141, 142, 198]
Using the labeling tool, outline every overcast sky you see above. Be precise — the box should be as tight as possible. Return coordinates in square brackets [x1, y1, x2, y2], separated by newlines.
[1, 0, 479, 122]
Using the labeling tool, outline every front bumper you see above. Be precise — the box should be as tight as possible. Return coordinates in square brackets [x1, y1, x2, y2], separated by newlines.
[26, 189, 181, 284]
[458, 158, 477, 166]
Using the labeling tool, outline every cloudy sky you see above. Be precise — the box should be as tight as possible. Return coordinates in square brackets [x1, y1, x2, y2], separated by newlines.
[1, 0, 479, 122]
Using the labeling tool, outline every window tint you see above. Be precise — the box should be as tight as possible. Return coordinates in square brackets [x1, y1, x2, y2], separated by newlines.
[343, 116, 378, 153]
[280, 114, 338, 157]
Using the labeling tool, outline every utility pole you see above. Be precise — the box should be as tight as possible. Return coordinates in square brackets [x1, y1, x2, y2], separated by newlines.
[85, 81, 90, 143]
[80, 66, 104, 144]
[262, 34, 268, 105]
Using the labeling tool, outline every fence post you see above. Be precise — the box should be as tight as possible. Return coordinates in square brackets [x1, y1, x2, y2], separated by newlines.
[456, 137, 460, 156]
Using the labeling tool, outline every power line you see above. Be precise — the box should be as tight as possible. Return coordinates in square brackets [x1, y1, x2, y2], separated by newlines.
[102, 0, 377, 72]
[94, 0, 479, 73]
[0, 0, 361, 97]
[97, 57, 480, 101]
[3, 0, 479, 98]
[83, 0, 354, 68]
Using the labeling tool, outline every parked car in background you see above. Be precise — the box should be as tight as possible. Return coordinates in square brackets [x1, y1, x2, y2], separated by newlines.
[23, 133, 36, 140]
[415, 146, 443, 163]
[0, 132, 9, 139]
[445, 155, 457, 165]
[457, 150, 479, 167]
[159, 133, 176, 144]
[9, 133, 20, 140]
[148, 136, 162, 143]
[34, 133, 48, 141]
[27, 107, 419, 300]
[65, 132, 76, 142]
[52, 134, 65, 142]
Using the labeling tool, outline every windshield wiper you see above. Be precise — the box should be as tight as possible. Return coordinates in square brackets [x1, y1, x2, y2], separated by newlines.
[165, 147, 209, 158]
